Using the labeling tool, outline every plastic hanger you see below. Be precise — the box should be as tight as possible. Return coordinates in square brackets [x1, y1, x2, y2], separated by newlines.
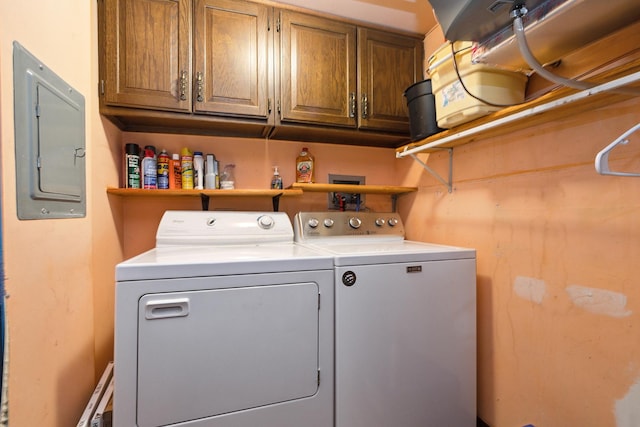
[595, 123, 640, 177]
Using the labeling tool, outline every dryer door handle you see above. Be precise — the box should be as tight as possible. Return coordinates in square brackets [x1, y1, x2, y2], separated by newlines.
[144, 298, 190, 320]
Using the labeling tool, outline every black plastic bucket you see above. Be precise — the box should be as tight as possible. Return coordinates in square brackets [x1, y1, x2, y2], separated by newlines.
[404, 79, 442, 141]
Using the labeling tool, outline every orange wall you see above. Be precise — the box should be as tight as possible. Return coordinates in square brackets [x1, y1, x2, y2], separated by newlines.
[2, 1, 640, 426]
[398, 99, 640, 426]
[0, 1, 120, 426]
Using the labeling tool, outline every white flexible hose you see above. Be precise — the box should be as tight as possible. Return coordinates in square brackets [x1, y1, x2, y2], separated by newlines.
[513, 12, 640, 96]
[513, 14, 593, 90]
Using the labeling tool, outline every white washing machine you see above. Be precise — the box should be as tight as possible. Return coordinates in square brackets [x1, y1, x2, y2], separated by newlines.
[114, 211, 334, 427]
[294, 211, 477, 427]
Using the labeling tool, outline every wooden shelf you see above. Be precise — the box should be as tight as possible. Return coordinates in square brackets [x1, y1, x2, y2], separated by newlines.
[396, 21, 640, 156]
[107, 184, 417, 197]
[288, 183, 417, 195]
[397, 64, 640, 156]
[106, 185, 415, 211]
[106, 188, 303, 197]
[107, 187, 303, 211]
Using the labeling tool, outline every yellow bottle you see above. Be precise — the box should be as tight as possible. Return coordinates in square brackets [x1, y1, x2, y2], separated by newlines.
[181, 147, 194, 190]
[296, 147, 314, 183]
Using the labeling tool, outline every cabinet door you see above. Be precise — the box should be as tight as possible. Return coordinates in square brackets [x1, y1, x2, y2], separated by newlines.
[358, 28, 423, 132]
[194, 0, 271, 119]
[101, 0, 192, 111]
[279, 11, 357, 127]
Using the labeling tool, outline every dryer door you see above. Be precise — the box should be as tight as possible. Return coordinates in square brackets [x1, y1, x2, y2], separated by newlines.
[136, 282, 319, 427]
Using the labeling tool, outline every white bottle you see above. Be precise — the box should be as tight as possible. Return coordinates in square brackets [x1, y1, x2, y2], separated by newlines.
[193, 151, 204, 190]
[205, 154, 218, 189]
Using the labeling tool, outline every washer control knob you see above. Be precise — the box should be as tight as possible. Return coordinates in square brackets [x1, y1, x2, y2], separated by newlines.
[307, 218, 320, 228]
[348, 217, 362, 229]
[323, 218, 335, 228]
[387, 218, 399, 227]
[258, 215, 274, 229]
[375, 218, 385, 227]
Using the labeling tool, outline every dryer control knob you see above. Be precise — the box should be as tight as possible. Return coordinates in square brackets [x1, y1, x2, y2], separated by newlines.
[258, 215, 275, 229]
[387, 218, 399, 227]
[349, 217, 362, 229]
[375, 218, 385, 227]
[323, 218, 334, 228]
[308, 218, 320, 228]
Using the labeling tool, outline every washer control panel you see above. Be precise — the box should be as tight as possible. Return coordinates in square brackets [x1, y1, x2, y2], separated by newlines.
[294, 211, 405, 240]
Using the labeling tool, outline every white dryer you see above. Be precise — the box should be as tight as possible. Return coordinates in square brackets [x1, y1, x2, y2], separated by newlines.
[294, 211, 477, 427]
[114, 211, 334, 427]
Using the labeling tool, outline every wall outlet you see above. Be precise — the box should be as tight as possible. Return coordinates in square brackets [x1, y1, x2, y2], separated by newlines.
[328, 174, 365, 211]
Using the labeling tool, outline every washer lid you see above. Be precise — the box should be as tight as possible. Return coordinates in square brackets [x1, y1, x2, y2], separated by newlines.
[302, 240, 476, 266]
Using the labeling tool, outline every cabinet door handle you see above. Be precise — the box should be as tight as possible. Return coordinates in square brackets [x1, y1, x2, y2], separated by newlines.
[144, 298, 190, 320]
[361, 93, 368, 119]
[179, 70, 188, 101]
[196, 71, 204, 102]
[349, 92, 356, 118]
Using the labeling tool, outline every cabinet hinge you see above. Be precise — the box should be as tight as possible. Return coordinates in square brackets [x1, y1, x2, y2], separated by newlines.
[317, 369, 321, 386]
[276, 16, 281, 32]
[99, 80, 105, 96]
[35, 103, 40, 118]
[318, 293, 321, 310]
[268, 98, 272, 114]
[277, 99, 281, 115]
[267, 17, 271, 32]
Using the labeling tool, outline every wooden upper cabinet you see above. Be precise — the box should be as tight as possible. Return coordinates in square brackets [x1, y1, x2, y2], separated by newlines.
[279, 10, 357, 127]
[98, 0, 423, 145]
[194, 0, 272, 118]
[101, 0, 192, 111]
[358, 28, 424, 132]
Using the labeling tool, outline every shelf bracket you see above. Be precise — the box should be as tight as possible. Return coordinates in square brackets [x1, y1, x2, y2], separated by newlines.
[408, 148, 453, 193]
[200, 193, 210, 211]
[391, 194, 398, 212]
[272, 193, 283, 212]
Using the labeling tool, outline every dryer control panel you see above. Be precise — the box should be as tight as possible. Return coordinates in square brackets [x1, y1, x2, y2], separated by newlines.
[157, 211, 294, 246]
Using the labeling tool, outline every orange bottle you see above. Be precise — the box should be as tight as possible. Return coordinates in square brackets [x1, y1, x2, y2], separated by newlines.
[296, 147, 315, 183]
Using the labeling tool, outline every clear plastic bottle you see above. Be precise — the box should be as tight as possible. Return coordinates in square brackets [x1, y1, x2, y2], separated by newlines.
[271, 166, 283, 189]
[220, 164, 236, 189]
[296, 147, 314, 183]
[181, 147, 194, 190]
